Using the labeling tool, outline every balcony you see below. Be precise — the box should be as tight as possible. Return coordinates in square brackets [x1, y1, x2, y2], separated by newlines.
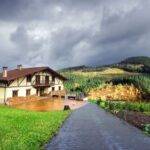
[32, 80, 55, 88]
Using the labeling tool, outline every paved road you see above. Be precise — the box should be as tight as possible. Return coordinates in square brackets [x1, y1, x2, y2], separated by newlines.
[46, 103, 150, 150]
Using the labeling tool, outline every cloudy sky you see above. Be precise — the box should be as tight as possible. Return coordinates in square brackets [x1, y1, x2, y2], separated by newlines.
[0, 0, 150, 69]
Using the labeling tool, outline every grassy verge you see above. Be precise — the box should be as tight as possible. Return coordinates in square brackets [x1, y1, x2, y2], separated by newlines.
[88, 100, 98, 103]
[0, 106, 71, 150]
[97, 100, 150, 135]
[97, 100, 150, 112]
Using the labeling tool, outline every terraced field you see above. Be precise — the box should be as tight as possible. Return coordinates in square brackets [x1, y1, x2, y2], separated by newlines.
[73, 68, 140, 80]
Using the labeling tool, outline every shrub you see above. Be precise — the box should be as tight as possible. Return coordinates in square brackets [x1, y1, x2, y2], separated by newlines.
[98, 101, 150, 112]
[100, 101, 105, 108]
[144, 124, 150, 135]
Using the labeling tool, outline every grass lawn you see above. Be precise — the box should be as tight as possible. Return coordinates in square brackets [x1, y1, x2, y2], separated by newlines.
[0, 106, 70, 150]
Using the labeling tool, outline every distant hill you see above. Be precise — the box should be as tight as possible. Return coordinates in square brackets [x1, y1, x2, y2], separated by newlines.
[120, 56, 150, 66]
[59, 56, 150, 73]
[117, 56, 150, 73]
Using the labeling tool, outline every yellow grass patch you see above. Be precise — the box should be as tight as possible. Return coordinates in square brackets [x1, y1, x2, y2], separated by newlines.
[88, 83, 144, 102]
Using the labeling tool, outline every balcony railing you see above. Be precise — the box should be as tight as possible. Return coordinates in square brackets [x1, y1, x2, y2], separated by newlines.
[32, 80, 55, 87]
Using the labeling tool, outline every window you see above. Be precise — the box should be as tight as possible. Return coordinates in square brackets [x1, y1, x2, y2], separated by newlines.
[12, 90, 18, 97]
[45, 76, 49, 84]
[59, 86, 61, 90]
[52, 76, 55, 82]
[27, 75, 32, 82]
[52, 87, 55, 91]
[26, 89, 31, 96]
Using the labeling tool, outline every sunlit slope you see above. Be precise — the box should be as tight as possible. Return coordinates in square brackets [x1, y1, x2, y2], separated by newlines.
[73, 68, 139, 78]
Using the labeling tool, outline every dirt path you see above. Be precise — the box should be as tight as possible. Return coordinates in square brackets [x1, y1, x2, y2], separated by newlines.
[46, 103, 150, 150]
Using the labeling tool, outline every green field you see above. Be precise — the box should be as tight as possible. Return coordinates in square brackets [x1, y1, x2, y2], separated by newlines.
[0, 107, 70, 150]
[62, 72, 104, 94]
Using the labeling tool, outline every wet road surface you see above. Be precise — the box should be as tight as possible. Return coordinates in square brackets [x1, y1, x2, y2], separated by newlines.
[46, 103, 150, 150]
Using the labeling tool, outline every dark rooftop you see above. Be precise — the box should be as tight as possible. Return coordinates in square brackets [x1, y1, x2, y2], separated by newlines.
[0, 66, 66, 82]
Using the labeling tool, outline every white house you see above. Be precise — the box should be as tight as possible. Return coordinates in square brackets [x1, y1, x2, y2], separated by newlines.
[0, 65, 66, 104]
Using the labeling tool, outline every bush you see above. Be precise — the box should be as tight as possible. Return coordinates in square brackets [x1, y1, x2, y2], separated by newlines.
[144, 124, 150, 135]
[96, 100, 101, 105]
[100, 101, 105, 108]
[98, 101, 150, 112]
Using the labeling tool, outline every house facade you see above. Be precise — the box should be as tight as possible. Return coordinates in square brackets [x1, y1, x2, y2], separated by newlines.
[0, 65, 66, 104]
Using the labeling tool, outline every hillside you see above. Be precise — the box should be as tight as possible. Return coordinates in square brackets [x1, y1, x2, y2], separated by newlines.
[120, 56, 150, 66]
[73, 68, 139, 80]
[117, 56, 150, 73]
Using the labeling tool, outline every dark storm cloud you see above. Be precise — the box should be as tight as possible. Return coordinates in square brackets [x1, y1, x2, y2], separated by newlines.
[0, 0, 150, 69]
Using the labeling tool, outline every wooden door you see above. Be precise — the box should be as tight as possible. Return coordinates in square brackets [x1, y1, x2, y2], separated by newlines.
[40, 88, 44, 96]
[36, 75, 40, 84]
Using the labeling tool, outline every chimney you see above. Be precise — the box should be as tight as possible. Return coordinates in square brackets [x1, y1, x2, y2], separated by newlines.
[2, 67, 8, 78]
[17, 64, 22, 70]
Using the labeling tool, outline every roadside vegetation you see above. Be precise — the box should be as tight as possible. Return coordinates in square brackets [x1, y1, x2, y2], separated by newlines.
[97, 100, 150, 112]
[97, 100, 150, 135]
[0, 106, 70, 150]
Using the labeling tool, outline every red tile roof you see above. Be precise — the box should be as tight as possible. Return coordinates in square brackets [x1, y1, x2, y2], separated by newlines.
[0, 66, 66, 82]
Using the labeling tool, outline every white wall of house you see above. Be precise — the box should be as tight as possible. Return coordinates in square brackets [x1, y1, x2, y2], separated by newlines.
[0, 88, 5, 103]
[5, 87, 36, 99]
[48, 77, 64, 92]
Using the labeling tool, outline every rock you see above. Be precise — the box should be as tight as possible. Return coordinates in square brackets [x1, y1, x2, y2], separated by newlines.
[64, 105, 70, 110]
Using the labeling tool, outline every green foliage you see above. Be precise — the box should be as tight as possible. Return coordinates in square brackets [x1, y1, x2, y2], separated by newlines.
[0, 106, 70, 150]
[62, 73, 105, 94]
[119, 64, 144, 73]
[144, 124, 150, 135]
[98, 101, 150, 112]
[88, 100, 98, 103]
[112, 75, 150, 95]
[99, 101, 105, 108]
